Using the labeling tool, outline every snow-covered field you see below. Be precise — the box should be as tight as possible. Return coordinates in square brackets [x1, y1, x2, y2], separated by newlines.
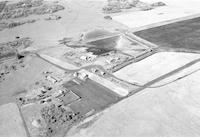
[114, 52, 200, 85]
[113, 0, 200, 29]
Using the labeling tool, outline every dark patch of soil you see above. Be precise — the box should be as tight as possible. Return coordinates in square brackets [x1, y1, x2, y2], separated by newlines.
[63, 79, 120, 115]
[86, 47, 112, 55]
[86, 35, 120, 55]
[134, 17, 200, 51]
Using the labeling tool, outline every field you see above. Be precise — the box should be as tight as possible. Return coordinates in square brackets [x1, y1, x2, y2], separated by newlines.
[112, 0, 200, 29]
[0, 103, 27, 137]
[63, 79, 120, 115]
[81, 69, 129, 96]
[67, 60, 200, 137]
[114, 52, 200, 85]
[135, 17, 200, 52]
